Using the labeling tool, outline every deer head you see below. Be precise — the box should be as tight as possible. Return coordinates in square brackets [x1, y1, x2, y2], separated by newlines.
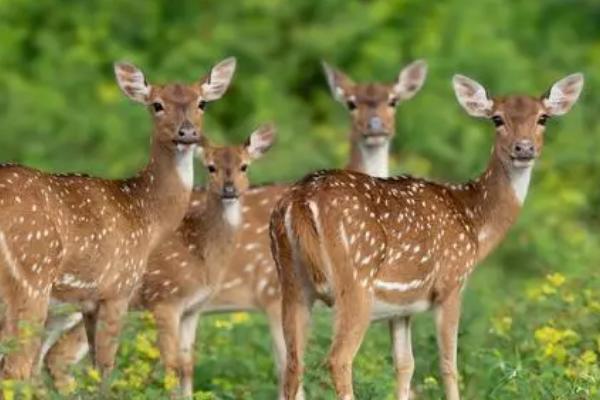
[453, 73, 584, 172]
[114, 57, 237, 152]
[322, 60, 427, 148]
[196, 124, 276, 203]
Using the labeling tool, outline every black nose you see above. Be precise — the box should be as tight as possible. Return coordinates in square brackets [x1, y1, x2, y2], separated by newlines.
[513, 140, 535, 158]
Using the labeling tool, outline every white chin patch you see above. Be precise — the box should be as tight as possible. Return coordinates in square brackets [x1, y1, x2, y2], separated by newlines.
[175, 144, 196, 190]
[511, 159, 534, 169]
[363, 135, 389, 147]
[222, 199, 241, 227]
[509, 161, 534, 205]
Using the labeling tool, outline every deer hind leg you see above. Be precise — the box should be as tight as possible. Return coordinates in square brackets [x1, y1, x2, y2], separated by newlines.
[0, 281, 50, 380]
[273, 224, 313, 399]
[435, 289, 462, 400]
[390, 317, 414, 400]
[328, 285, 372, 400]
[178, 311, 200, 398]
[265, 302, 305, 400]
[36, 309, 83, 375]
[94, 297, 129, 386]
[46, 321, 88, 393]
[153, 304, 182, 396]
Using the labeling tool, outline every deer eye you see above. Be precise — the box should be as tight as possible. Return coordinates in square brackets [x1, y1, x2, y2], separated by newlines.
[537, 114, 549, 126]
[346, 100, 357, 111]
[491, 115, 504, 127]
[198, 100, 207, 110]
[152, 102, 164, 113]
[388, 98, 398, 107]
[240, 164, 248, 172]
[207, 165, 216, 173]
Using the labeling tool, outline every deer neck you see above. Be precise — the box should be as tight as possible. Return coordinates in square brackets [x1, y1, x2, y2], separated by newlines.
[188, 193, 242, 283]
[451, 147, 534, 260]
[347, 138, 390, 178]
[130, 136, 195, 240]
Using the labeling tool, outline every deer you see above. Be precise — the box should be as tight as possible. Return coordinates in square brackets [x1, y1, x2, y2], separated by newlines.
[0, 56, 237, 383]
[37, 59, 428, 396]
[269, 72, 584, 400]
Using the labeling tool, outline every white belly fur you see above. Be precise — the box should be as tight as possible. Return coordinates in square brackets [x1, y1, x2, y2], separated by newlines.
[371, 299, 431, 321]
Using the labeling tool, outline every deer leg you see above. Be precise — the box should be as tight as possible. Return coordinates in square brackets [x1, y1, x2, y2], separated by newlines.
[328, 289, 371, 400]
[389, 317, 414, 400]
[266, 303, 305, 400]
[0, 285, 50, 380]
[435, 290, 462, 400]
[36, 310, 82, 375]
[94, 297, 129, 387]
[82, 308, 98, 365]
[178, 311, 200, 398]
[46, 321, 88, 393]
[153, 305, 181, 396]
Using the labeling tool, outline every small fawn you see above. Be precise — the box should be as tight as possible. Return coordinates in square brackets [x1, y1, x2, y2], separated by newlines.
[39, 60, 428, 396]
[137, 124, 276, 397]
[270, 72, 583, 400]
[0, 57, 236, 382]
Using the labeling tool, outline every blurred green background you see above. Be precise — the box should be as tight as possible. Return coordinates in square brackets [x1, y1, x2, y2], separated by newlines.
[1, 0, 599, 398]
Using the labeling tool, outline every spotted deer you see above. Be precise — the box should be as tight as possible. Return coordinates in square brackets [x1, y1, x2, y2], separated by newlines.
[39, 59, 428, 396]
[0, 57, 236, 382]
[270, 72, 584, 400]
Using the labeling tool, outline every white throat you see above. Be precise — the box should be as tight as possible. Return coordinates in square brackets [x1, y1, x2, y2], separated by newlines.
[175, 144, 195, 190]
[508, 163, 534, 205]
[222, 199, 242, 227]
[359, 142, 389, 178]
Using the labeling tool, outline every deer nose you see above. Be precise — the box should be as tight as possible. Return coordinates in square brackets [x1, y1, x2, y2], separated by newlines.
[222, 184, 237, 199]
[368, 116, 383, 132]
[177, 121, 198, 141]
[512, 140, 535, 159]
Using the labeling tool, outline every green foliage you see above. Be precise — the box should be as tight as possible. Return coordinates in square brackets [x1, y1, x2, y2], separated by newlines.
[1, 0, 599, 398]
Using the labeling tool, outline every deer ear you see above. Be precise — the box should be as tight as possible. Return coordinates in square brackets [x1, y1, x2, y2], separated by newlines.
[452, 74, 493, 117]
[114, 62, 151, 103]
[542, 73, 584, 116]
[201, 57, 237, 101]
[392, 60, 428, 101]
[245, 124, 276, 160]
[322, 61, 355, 102]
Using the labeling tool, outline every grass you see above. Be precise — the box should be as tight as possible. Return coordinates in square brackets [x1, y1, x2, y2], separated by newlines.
[2, 269, 600, 399]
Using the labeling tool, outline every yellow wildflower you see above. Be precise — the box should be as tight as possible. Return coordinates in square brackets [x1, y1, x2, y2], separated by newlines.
[546, 273, 566, 287]
[87, 367, 102, 383]
[541, 283, 556, 295]
[231, 312, 250, 324]
[1, 380, 15, 400]
[580, 350, 597, 365]
[164, 370, 179, 391]
[135, 333, 160, 360]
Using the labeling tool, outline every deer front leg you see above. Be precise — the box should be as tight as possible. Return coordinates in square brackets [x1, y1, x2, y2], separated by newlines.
[94, 297, 129, 387]
[0, 285, 50, 380]
[434, 290, 462, 400]
[389, 316, 414, 400]
[153, 305, 181, 396]
[178, 311, 200, 398]
[328, 289, 372, 400]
